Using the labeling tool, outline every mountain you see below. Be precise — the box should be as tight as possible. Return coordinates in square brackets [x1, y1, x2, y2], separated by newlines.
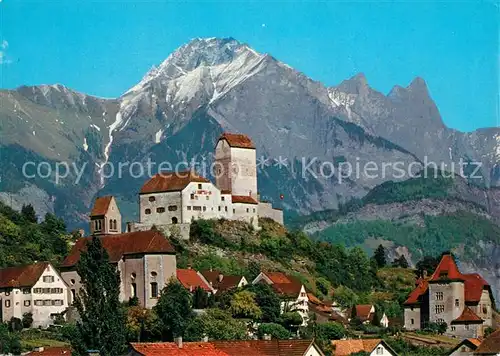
[0, 37, 498, 230]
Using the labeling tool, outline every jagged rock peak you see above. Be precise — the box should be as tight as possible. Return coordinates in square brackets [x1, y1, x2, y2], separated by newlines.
[336, 73, 369, 95]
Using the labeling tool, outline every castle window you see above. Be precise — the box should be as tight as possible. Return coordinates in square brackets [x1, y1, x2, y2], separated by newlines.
[157, 207, 165, 213]
[5, 300, 10, 308]
[168, 205, 178, 211]
[233, 209, 235, 214]
[151, 283, 158, 298]
[24, 300, 31, 307]
[23, 288, 31, 294]
[71, 289, 76, 301]
[203, 206, 206, 211]
[187, 206, 191, 210]
[198, 184, 202, 189]
[465, 324, 469, 330]
[145, 209, 151, 215]
[171, 217, 178, 224]
[436, 292, 443, 301]
[43, 276, 54, 283]
[221, 197, 225, 201]
[435, 305, 445, 314]
[451, 326, 456, 331]
[246, 208, 249, 213]
[376, 347, 383, 355]
[151, 271, 157, 277]
[149, 196, 156, 202]
[483, 305, 488, 314]
[253, 208, 256, 213]
[455, 299, 459, 307]
[131, 283, 137, 298]
[193, 206, 202, 211]
[35, 300, 43, 306]
[410, 318, 414, 325]
[218, 206, 221, 211]
[206, 196, 209, 200]
[191, 194, 195, 200]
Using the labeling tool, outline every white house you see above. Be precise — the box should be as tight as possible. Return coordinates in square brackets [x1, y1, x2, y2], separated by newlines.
[332, 339, 398, 356]
[0, 262, 69, 328]
[252, 271, 309, 325]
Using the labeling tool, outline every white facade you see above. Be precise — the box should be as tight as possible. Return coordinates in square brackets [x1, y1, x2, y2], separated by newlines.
[368, 343, 396, 356]
[0, 264, 69, 328]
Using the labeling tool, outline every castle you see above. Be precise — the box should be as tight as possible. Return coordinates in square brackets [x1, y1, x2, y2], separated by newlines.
[404, 253, 494, 339]
[88, 132, 283, 239]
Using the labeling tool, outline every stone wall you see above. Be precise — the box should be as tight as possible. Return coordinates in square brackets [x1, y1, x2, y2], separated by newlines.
[258, 202, 284, 225]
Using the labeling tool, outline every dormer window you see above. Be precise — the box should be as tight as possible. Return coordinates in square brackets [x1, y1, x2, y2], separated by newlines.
[149, 196, 156, 202]
[198, 184, 202, 189]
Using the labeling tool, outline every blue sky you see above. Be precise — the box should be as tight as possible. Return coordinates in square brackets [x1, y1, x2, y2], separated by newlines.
[0, 0, 498, 132]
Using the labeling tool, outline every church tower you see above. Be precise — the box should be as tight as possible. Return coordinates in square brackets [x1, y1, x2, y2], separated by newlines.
[89, 196, 122, 235]
[214, 133, 258, 199]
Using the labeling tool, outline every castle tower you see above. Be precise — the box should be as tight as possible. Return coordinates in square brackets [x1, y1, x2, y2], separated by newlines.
[89, 196, 122, 235]
[214, 133, 258, 200]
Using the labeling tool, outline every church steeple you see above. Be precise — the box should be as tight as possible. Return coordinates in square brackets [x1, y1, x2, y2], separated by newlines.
[89, 196, 122, 235]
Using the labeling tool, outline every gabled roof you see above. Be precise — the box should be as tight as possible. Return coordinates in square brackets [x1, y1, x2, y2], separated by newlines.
[140, 171, 210, 194]
[231, 195, 258, 205]
[354, 305, 374, 320]
[271, 282, 303, 298]
[0, 262, 50, 288]
[61, 230, 175, 267]
[449, 338, 482, 354]
[200, 270, 245, 292]
[463, 273, 490, 303]
[262, 271, 294, 284]
[475, 329, 500, 354]
[26, 347, 72, 355]
[212, 339, 323, 356]
[90, 195, 113, 216]
[332, 339, 396, 356]
[176, 269, 213, 292]
[218, 132, 255, 149]
[130, 342, 230, 356]
[429, 254, 464, 281]
[451, 306, 483, 324]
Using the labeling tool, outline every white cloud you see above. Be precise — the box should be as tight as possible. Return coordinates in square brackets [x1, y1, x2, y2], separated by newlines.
[1, 40, 8, 49]
[0, 40, 11, 64]
[261, 23, 266, 28]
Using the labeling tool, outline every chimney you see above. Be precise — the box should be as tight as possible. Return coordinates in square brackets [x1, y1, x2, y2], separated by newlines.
[218, 273, 223, 283]
[263, 334, 271, 341]
[174, 336, 183, 348]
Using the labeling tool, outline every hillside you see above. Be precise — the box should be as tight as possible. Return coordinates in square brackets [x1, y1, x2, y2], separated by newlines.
[294, 173, 500, 305]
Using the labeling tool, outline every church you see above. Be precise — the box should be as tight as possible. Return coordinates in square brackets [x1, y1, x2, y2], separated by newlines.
[90, 132, 283, 239]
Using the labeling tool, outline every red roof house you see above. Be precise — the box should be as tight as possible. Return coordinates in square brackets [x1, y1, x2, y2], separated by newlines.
[176, 269, 214, 293]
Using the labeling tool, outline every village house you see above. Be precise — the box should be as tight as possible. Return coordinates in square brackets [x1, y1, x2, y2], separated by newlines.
[331, 339, 398, 356]
[252, 271, 309, 325]
[128, 339, 325, 356]
[176, 268, 215, 294]
[448, 338, 482, 356]
[0, 262, 69, 328]
[348, 304, 389, 328]
[404, 253, 494, 339]
[199, 270, 248, 293]
[474, 328, 500, 355]
[128, 132, 283, 238]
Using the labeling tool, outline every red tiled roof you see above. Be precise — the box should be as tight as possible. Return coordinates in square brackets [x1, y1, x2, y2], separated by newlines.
[463, 273, 490, 303]
[331, 339, 387, 356]
[141, 171, 210, 194]
[200, 271, 244, 292]
[475, 329, 500, 354]
[90, 195, 112, 216]
[212, 339, 320, 356]
[451, 306, 483, 324]
[26, 347, 71, 355]
[0, 262, 50, 288]
[177, 269, 213, 292]
[271, 282, 303, 298]
[329, 311, 348, 324]
[130, 342, 230, 356]
[429, 254, 464, 281]
[263, 272, 293, 284]
[354, 305, 374, 320]
[61, 230, 176, 267]
[467, 338, 482, 347]
[218, 133, 255, 149]
[404, 280, 429, 305]
[231, 195, 258, 204]
[306, 293, 322, 305]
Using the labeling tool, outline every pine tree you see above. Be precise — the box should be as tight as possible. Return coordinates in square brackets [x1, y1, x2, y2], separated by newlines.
[21, 204, 37, 223]
[373, 244, 387, 268]
[71, 236, 126, 356]
[392, 255, 409, 268]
